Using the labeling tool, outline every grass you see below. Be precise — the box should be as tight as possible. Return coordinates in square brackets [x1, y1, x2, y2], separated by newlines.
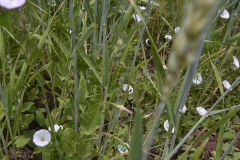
[0, 0, 240, 159]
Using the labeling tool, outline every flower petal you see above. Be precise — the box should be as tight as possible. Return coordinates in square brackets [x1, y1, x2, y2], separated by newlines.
[179, 105, 187, 114]
[174, 27, 182, 34]
[118, 142, 130, 154]
[33, 129, 51, 147]
[193, 73, 202, 85]
[164, 35, 172, 40]
[233, 56, 239, 68]
[139, 6, 146, 10]
[222, 80, 231, 90]
[164, 120, 174, 133]
[132, 14, 141, 22]
[0, 0, 26, 9]
[196, 107, 207, 116]
[220, 9, 230, 19]
[122, 84, 134, 95]
[145, 38, 150, 46]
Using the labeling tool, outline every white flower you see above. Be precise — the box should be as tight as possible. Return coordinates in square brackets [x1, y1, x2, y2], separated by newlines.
[0, 0, 26, 9]
[48, 124, 63, 133]
[145, 38, 150, 46]
[196, 107, 207, 116]
[222, 80, 231, 90]
[118, 142, 130, 154]
[139, 6, 146, 10]
[174, 27, 182, 34]
[220, 9, 230, 19]
[179, 105, 187, 114]
[122, 84, 134, 95]
[164, 120, 174, 133]
[164, 35, 172, 40]
[163, 65, 167, 70]
[48, 0, 56, 6]
[233, 56, 239, 68]
[33, 129, 51, 147]
[132, 14, 141, 22]
[192, 73, 202, 85]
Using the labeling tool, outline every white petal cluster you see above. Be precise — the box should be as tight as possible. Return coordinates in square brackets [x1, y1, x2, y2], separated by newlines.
[118, 142, 130, 154]
[132, 14, 141, 22]
[122, 84, 134, 95]
[220, 9, 230, 19]
[0, 0, 26, 9]
[163, 65, 167, 70]
[196, 107, 207, 116]
[164, 35, 172, 40]
[145, 38, 150, 46]
[222, 80, 231, 90]
[179, 105, 187, 114]
[138, 6, 146, 10]
[48, 124, 63, 133]
[233, 56, 239, 68]
[174, 27, 182, 34]
[192, 73, 202, 85]
[33, 129, 51, 147]
[164, 120, 174, 133]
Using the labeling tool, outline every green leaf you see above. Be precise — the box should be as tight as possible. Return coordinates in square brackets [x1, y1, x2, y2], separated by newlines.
[21, 102, 34, 112]
[78, 72, 88, 104]
[80, 103, 101, 135]
[189, 138, 208, 160]
[79, 50, 102, 84]
[22, 114, 34, 129]
[215, 126, 224, 160]
[24, 39, 42, 64]
[36, 109, 45, 127]
[0, 101, 4, 122]
[0, 11, 13, 33]
[129, 108, 143, 160]
[15, 136, 30, 148]
[210, 61, 224, 95]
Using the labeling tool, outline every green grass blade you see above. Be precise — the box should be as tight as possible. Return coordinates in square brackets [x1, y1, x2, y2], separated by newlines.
[129, 108, 143, 160]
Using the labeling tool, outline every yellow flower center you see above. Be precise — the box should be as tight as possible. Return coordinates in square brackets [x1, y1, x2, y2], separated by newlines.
[40, 137, 45, 142]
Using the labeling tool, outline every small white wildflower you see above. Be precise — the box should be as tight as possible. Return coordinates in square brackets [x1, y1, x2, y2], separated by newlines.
[196, 107, 207, 116]
[220, 9, 230, 19]
[163, 65, 167, 70]
[164, 120, 174, 133]
[33, 129, 51, 147]
[48, 124, 63, 133]
[233, 56, 239, 68]
[118, 142, 130, 154]
[139, 6, 146, 10]
[0, 0, 26, 9]
[222, 80, 232, 90]
[132, 14, 141, 22]
[122, 84, 134, 95]
[179, 105, 187, 114]
[48, 0, 56, 6]
[164, 35, 172, 40]
[174, 27, 182, 34]
[192, 73, 202, 85]
[145, 38, 150, 46]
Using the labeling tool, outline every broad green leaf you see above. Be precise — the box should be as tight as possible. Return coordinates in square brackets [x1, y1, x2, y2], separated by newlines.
[21, 102, 34, 112]
[80, 103, 101, 135]
[21, 114, 34, 129]
[15, 136, 30, 148]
